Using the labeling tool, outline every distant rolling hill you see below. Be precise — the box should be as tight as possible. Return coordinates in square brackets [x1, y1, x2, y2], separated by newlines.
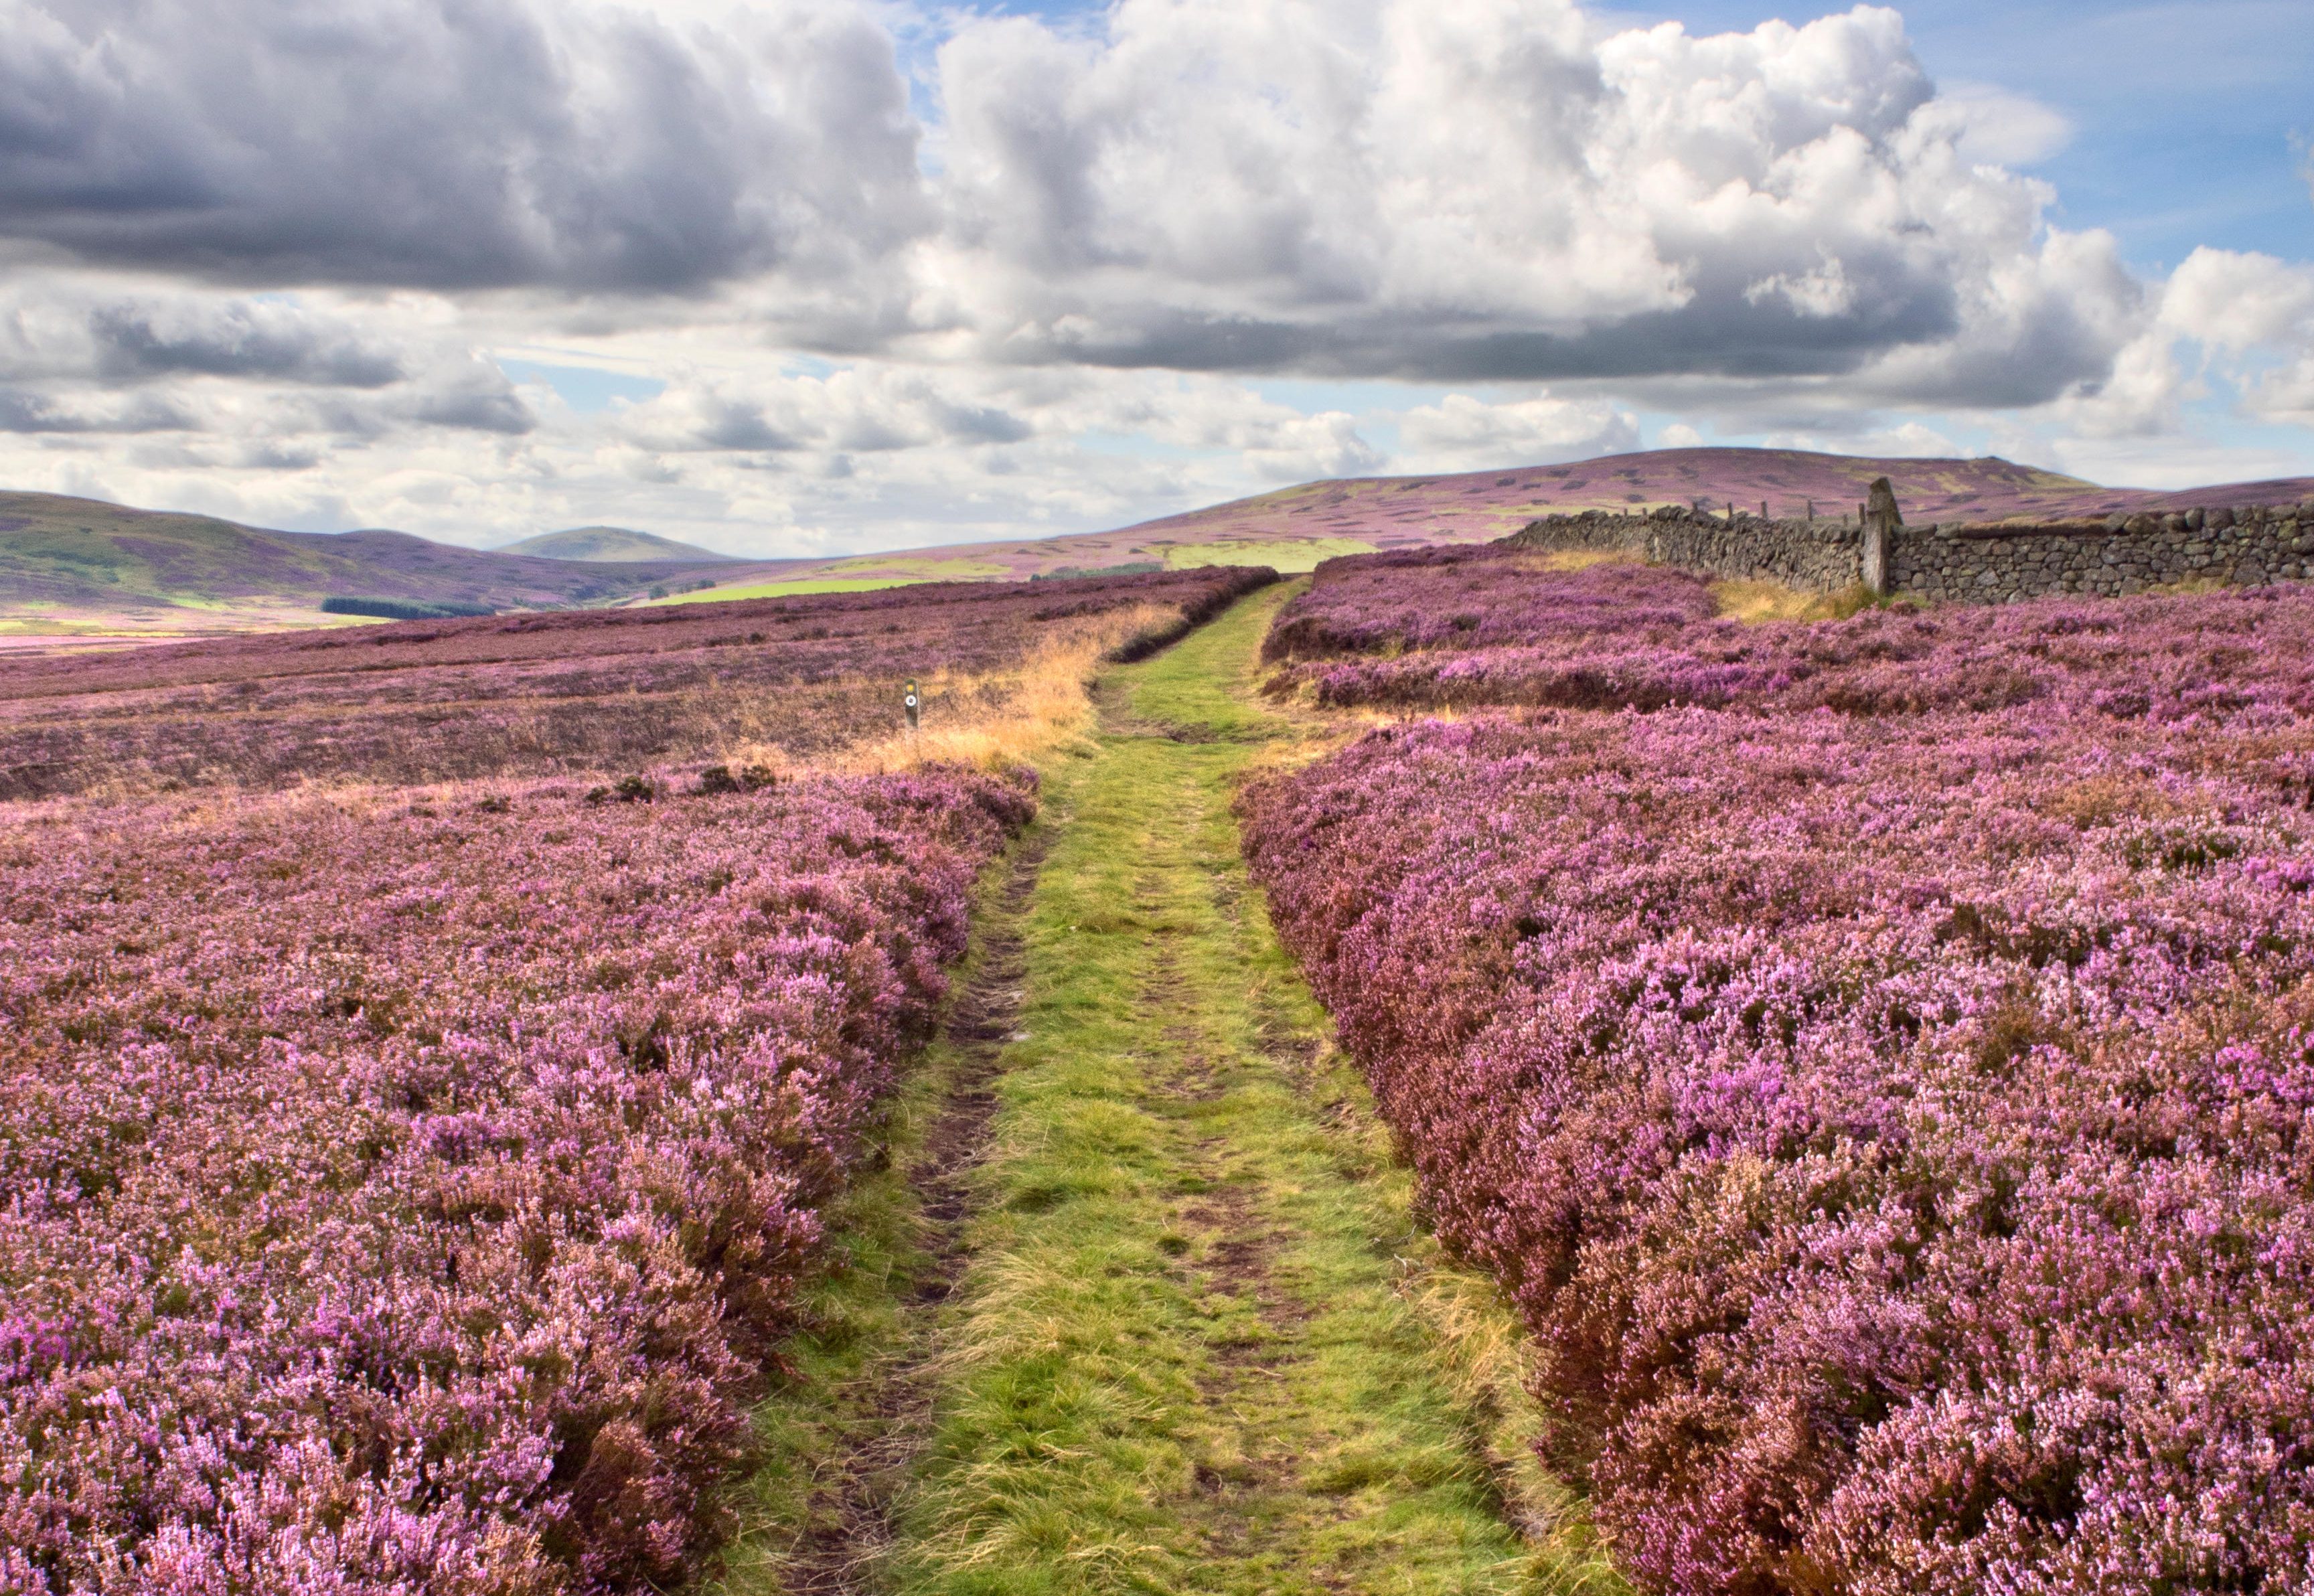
[725, 448, 2314, 590]
[1101, 449, 2314, 552]
[14, 450, 2314, 634]
[497, 526, 741, 563]
[0, 492, 741, 633]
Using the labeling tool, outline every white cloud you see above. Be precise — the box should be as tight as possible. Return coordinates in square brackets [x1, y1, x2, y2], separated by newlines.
[892, 1, 2143, 402]
[2149, 250, 2314, 428]
[1918, 81, 2072, 167]
[0, 0, 2305, 558]
[616, 365, 1034, 458]
[2041, 249, 2314, 438]
[1762, 419, 1958, 457]
[2161, 248, 2314, 353]
[1394, 392, 1638, 472]
[0, 0, 930, 291]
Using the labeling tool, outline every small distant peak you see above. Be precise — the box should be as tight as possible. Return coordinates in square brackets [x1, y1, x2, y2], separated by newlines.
[497, 526, 738, 564]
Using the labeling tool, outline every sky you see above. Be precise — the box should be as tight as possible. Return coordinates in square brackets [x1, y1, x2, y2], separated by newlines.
[1, 0, 2310, 557]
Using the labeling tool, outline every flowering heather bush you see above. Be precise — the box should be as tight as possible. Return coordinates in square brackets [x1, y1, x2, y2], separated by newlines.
[0, 567, 1273, 799]
[1264, 546, 2314, 723]
[1262, 548, 1721, 662]
[1241, 582, 2314, 1594]
[0, 766, 1031, 1591]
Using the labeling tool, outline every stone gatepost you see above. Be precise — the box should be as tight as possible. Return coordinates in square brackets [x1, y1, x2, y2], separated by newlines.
[1860, 477, 1901, 596]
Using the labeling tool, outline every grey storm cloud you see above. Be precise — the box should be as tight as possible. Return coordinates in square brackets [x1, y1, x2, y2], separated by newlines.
[90, 303, 406, 386]
[409, 382, 537, 435]
[973, 274, 1971, 386]
[0, 386, 191, 432]
[0, 0, 931, 292]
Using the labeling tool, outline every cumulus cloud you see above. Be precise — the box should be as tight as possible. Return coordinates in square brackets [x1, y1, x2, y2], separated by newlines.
[0, 386, 188, 432]
[2159, 248, 2314, 428]
[88, 301, 405, 386]
[0, 0, 2151, 407]
[897, 0, 2138, 404]
[0, 0, 929, 291]
[1394, 393, 1638, 472]
[619, 366, 1037, 459]
[1920, 82, 2072, 167]
[406, 365, 538, 435]
[0, 275, 542, 445]
[0, 0, 2306, 556]
[1760, 418, 1958, 457]
[2161, 248, 2314, 355]
[2040, 248, 2314, 439]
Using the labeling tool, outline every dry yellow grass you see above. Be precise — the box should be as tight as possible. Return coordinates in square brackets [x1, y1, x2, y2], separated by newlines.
[836, 603, 1177, 775]
[1711, 577, 1875, 623]
[1525, 548, 1632, 572]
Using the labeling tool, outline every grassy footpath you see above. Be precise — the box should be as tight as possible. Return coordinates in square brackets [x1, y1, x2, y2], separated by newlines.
[712, 582, 1618, 1595]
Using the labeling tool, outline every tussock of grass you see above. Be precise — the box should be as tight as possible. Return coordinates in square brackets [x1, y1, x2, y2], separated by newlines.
[1524, 548, 1632, 572]
[1710, 577, 1882, 623]
[1394, 1243, 1624, 1594]
[740, 604, 1181, 778]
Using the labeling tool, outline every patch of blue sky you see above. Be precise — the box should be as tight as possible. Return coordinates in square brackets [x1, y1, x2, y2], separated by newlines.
[1243, 376, 1459, 416]
[495, 360, 666, 412]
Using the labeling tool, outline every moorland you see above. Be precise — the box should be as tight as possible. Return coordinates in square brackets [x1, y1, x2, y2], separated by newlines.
[5, 455, 2313, 1596]
[11, 447, 2312, 638]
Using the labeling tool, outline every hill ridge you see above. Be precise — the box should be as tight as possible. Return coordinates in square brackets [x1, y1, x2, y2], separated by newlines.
[0, 491, 739, 632]
[10, 448, 2314, 633]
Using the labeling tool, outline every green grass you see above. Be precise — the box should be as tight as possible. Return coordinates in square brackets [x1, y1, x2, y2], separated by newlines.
[650, 576, 925, 605]
[891, 586, 1608, 1595]
[1159, 537, 1375, 574]
[708, 1103, 934, 1589]
[706, 854, 1016, 1592]
[710, 583, 1620, 1596]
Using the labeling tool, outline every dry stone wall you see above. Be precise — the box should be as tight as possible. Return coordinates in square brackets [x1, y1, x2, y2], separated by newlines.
[1893, 506, 2314, 601]
[1502, 496, 2314, 605]
[1502, 503, 1865, 592]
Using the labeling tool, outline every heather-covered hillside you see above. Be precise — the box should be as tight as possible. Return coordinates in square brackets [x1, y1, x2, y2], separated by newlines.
[0, 492, 733, 629]
[15, 451, 2313, 635]
[0, 566, 1274, 798]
